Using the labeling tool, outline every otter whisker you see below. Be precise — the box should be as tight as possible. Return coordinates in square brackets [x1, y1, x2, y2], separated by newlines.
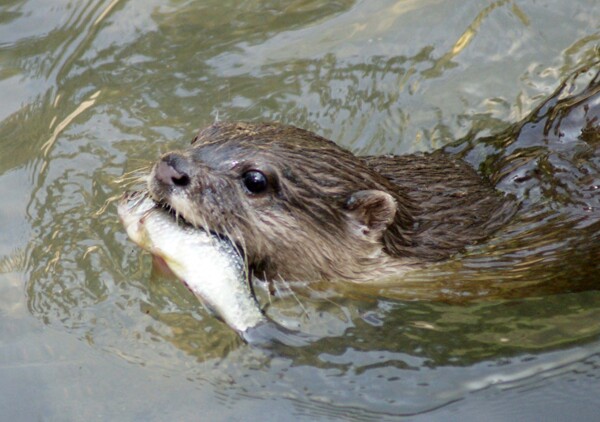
[280, 277, 310, 320]
[95, 193, 126, 217]
[114, 165, 152, 186]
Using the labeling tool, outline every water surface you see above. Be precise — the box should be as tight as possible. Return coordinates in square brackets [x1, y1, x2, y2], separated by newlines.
[1, 0, 599, 420]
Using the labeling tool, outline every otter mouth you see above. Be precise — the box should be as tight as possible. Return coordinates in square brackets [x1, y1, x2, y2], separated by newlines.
[147, 155, 244, 255]
[153, 195, 241, 253]
[146, 178, 194, 227]
[157, 200, 188, 224]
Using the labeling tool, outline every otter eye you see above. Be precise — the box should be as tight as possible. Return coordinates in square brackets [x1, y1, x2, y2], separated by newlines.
[242, 170, 268, 194]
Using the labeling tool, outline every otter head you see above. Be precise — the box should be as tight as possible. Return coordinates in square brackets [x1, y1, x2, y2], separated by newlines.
[148, 122, 415, 282]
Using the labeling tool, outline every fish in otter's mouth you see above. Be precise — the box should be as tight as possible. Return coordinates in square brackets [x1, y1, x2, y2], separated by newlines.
[117, 190, 265, 333]
[118, 190, 310, 346]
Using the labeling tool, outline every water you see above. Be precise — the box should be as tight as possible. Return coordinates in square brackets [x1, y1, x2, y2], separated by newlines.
[1, 0, 599, 420]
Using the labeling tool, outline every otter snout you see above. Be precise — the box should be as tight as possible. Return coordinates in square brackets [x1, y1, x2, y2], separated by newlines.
[154, 153, 191, 188]
[149, 152, 200, 218]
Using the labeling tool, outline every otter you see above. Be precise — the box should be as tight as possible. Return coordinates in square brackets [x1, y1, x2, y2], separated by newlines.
[148, 122, 515, 283]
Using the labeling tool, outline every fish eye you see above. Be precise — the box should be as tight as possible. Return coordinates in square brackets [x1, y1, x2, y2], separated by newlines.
[242, 170, 268, 194]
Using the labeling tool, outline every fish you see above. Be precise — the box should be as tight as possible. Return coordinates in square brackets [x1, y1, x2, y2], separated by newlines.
[117, 190, 267, 334]
[118, 190, 313, 347]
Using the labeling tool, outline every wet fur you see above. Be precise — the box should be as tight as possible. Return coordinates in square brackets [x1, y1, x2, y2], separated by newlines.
[148, 122, 515, 282]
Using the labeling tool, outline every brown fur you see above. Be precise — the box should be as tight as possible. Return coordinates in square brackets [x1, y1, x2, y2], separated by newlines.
[148, 122, 515, 282]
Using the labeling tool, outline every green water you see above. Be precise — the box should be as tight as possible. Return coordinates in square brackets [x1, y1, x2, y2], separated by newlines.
[1, 0, 599, 420]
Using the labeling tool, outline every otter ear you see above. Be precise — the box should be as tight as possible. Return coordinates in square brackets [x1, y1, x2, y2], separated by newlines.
[344, 190, 396, 238]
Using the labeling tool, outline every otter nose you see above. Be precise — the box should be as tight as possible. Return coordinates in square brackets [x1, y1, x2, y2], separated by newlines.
[155, 154, 191, 187]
